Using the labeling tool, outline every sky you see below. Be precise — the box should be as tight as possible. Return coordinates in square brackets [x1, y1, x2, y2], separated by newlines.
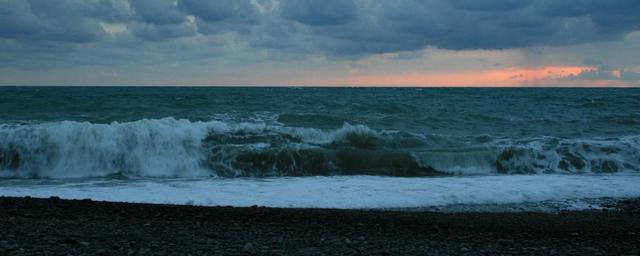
[1, 0, 640, 87]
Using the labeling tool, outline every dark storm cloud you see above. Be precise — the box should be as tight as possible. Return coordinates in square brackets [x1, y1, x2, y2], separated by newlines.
[130, 0, 186, 25]
[0, 0, 105, 43]
[131, 23, 196, 41]
[451, 0, 531, 12]
[1, 0, 640, 66]
[279, 0, 357, 26]
[85, 0, 133, 23]
[177, 0, 258, 35]
[535, 0, 640, 33]
[178, 0, 255, 23]
[0, 1, 41, 37]
[328, 0, 640, 53]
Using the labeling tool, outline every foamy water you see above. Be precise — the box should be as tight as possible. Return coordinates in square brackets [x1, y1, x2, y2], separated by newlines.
[2, 118, 639, 178]
[2, 174, 639, 211]
[2, 87, 639, 212]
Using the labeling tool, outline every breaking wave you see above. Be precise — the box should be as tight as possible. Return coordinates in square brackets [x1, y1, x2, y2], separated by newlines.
[1, 118, 639, 179]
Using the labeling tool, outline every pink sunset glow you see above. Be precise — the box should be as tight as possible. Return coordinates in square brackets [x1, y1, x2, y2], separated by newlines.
[338, 66, 601, 87]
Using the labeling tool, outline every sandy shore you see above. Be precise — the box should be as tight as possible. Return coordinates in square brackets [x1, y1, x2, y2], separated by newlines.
[1, 197, 639, 256]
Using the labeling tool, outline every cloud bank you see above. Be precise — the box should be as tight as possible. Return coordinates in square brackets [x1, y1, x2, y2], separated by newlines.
[1, 0, 639, 85]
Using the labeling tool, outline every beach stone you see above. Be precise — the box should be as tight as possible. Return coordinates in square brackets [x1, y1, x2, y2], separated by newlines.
[242, 242, 256, 254]
[2, 197, 640, 256]
[497, 239, 513, 246]
[297, 247, 323, 256]
[60, 238, 80, 245]
[0, 240, 19, 251]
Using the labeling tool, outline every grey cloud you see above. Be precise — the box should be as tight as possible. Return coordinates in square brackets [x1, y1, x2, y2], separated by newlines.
[620, 70, 640, 82]
[130, 0, 186, 25]
[317, 0, 640, 55]
[178, 0, 256, 23]
[85, 0, 133, 23]
[0, 1, 41, 37]
[451, 0, 531, 12]
[566, 60, 640, 82]
[279, 0, 357, 26]
[176, 0, 258, 35]
[536, 0, 640, 34]
[567, 69, 640, 82]
[392, 50, 426, 60]
[131, 22, 196, 40]
[1, 0, 640, 68]
[0, 0, 105, 43]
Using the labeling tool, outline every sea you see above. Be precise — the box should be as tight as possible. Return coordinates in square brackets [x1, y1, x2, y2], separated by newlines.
[1, 87, 639, 211]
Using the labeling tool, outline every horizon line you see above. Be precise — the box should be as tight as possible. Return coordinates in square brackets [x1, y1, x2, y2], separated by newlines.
[0, 84, 639, 88]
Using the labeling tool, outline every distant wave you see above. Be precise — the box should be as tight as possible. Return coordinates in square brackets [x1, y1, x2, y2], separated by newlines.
[1, 118, 639, 179]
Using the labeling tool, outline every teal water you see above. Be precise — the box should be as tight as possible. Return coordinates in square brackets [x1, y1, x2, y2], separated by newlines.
[1, 87, 639, 137]
[1, 87, 639, 178]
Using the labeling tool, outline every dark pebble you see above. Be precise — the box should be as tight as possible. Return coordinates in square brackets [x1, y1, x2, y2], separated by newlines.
[0, 196, 639, 256]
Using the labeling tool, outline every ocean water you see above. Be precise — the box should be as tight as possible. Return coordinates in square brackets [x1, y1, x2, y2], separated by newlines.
[1, 87, 639, 210]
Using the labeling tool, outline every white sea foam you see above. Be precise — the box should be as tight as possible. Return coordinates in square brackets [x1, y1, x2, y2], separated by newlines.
[2, 118, 640, 178]
[1, 174, 639, 211]
[0, 118, 218, 178]
[0, 119, 388, 178]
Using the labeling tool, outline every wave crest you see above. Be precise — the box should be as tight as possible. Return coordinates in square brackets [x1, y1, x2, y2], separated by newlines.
[1, 118, 639, 179]
[495, 137, 640, 174]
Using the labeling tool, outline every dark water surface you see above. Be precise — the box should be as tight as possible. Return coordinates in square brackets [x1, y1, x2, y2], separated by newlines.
[1, 87, 639, 178]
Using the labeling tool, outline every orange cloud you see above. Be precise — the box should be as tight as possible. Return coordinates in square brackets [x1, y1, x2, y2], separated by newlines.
[611, 69, 622, 78]
[339, 66, 596, 86]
